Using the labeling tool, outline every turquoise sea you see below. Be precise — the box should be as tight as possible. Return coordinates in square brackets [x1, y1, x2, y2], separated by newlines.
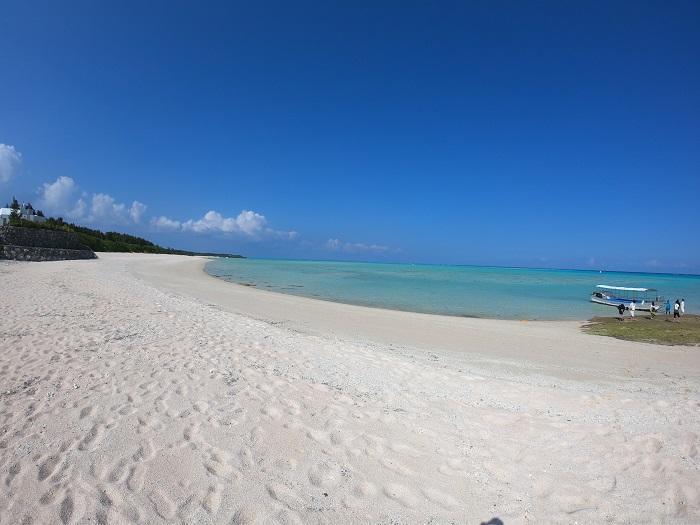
[205, 259, 700, 320]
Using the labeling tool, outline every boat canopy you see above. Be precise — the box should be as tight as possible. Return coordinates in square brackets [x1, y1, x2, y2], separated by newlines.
[596, 285, 656, 292]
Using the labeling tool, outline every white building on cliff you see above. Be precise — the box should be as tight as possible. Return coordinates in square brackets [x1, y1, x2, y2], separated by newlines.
[0, 202, 47, 226]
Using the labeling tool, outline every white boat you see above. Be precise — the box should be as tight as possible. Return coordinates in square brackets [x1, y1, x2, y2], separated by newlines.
[590, 285, 663, 312]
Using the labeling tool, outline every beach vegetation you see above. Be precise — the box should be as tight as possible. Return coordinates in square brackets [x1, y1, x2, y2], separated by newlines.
[6, 216, 243, 258]
[583, 315, 700, 346]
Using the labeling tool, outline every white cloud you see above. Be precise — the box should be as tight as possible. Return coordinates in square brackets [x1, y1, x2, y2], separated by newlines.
[181, 209, 268, 236]
[150, 215, 181, 231]
[38, 176, 145, 225]
[71, 197, 87, 219]
[0, 144, 22, 184]
[235, 210, 267, 235]
[347, 242, 391, 253]
[129, 201, 147, 223]
[151, 208, 297, 240]
[35, 172, 291, 238]
[89, 193, 128, 223]
[39, 176, 78, 215]
[277, 230, 299, 240]
[325, 238, 392, 253]
[326, 238, 342, 250]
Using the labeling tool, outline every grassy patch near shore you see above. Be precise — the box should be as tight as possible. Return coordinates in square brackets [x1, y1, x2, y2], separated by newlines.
[582, 314, 700, 346]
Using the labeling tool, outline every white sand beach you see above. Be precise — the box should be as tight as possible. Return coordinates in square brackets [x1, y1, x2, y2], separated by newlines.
[1, 253, 699, 524]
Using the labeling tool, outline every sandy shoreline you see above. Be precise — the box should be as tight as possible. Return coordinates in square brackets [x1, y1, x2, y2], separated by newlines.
[1, 253, 699, 523]
[134, 255, 699, 382]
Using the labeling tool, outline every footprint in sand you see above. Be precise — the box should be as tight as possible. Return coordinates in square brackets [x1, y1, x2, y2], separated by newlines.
[38, 455, 62, 481]
[679, 432, 698, 457]
[148, 489, 176, 520]
[308, 462, 340, 489]
[5, 462, 21, 487]
[126, 464, 145, 492]
[108, 458, 129, 483]
[78, 423, 105, 451]
[205, 449, 235, 479]
[133, 439, 156, 462]
[59, 491, 80, 525]
[39, 485, 61, 505]
[380, 457, 415, 477]
[421, 487, 460, 509]
[353, 480, 378, 498]
[267, 483, 305, 510]
[202, 483, 224, 514]
[261, 404, 282, 420]
[383, 483, 419, 508]
[183, 423, 200, 442]
[231, 505, 264, 524]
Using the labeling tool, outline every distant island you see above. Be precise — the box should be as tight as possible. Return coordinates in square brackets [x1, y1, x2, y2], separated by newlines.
[1, 197, 243, 258]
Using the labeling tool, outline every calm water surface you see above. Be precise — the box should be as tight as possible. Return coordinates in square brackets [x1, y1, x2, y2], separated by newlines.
[205, 259, 700, 320]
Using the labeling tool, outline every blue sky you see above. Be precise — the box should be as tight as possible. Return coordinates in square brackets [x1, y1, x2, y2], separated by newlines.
[1, 1, 698, 272]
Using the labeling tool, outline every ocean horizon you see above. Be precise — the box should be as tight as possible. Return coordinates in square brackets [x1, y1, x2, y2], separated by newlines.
[206, 258, 700, 320]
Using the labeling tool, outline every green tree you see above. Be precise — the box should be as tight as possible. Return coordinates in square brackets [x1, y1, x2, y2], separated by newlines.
[9, 208, 21, 225]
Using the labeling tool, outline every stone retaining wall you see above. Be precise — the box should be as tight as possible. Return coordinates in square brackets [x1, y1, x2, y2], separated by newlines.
[0, 225, 89, 250]
[0, 245, 97, 262]
[0, 226, 97, 261]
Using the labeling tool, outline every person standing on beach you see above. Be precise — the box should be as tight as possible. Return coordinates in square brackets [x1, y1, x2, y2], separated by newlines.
[674, 299, 681, 319]
[650, 301, 657, 319]
[629, 300, 636, 318]
[681, 298, 685, 316]
[665, 299, 671, 315]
